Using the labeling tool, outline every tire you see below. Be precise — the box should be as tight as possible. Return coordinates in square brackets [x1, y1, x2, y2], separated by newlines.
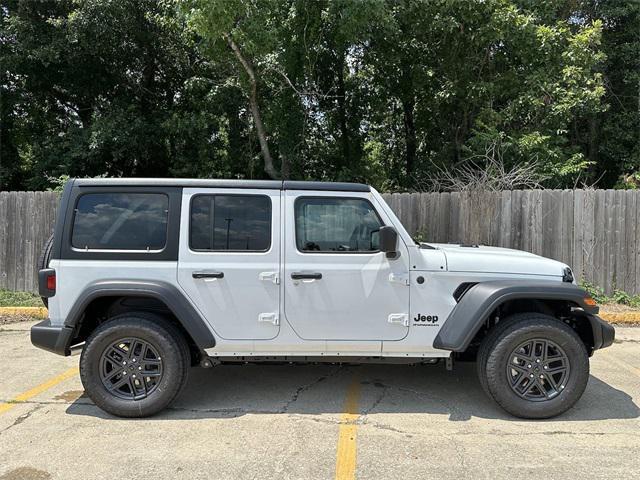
[80, 312, 190, 418]
[37, 234, 54, 307]
[477, 313, 589, 419]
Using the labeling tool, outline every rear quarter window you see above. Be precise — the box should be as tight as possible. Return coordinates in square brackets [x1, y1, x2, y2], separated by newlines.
[71, 193, 169, 250]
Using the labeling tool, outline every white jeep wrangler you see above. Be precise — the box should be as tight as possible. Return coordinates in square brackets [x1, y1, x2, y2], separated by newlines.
[32, 178, 614, 418]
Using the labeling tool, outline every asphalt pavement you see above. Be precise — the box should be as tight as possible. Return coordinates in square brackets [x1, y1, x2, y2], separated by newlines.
[1, 321, 638, 480]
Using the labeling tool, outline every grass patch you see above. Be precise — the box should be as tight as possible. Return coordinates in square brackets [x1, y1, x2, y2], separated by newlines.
[0, 290, 42, 307]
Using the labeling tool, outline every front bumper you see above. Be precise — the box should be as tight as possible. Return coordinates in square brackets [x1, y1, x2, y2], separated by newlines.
[31, 319, 75, 356]
[588, 314, 615, 350]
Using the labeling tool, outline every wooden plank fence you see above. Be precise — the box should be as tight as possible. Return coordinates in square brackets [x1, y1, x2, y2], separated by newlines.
[0, 189, 638, 294]
[0, 191, 59, 292]
[381, 189, 639, 295]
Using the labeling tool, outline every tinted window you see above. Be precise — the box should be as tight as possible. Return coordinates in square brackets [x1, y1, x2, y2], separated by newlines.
[295, 198, 383, 252]
[190, 195, 271, 251]
[72, 193, 168, 250]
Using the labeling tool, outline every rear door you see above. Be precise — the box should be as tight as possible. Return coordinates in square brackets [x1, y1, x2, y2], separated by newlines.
[177, 188, 281, 340]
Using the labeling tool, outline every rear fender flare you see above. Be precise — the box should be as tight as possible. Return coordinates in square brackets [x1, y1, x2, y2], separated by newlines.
[64, 280, 216, 350]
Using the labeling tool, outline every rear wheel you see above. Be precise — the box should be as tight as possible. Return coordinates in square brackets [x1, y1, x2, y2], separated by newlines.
[477, 313, 589, 419]
[80, 312, 189, 417]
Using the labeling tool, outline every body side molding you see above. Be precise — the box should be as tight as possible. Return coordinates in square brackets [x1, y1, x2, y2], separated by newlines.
[433, 281, 599, 352]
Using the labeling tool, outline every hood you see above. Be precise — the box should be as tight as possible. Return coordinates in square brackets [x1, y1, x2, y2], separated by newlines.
[422, 243, 568, 278]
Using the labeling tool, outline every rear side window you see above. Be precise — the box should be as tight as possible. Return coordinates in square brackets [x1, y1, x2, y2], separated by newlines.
[71, 193, 168, 250]
[190, 195, 271, 251]
[295, 197, 383, 252]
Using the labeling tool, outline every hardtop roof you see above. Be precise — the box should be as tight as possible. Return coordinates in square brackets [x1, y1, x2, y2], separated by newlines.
[71, 178, 370, 192]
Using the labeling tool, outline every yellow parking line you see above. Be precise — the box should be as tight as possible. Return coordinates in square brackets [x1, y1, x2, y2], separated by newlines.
[335, 376, 361, 480]
[0, 366, 79, 415]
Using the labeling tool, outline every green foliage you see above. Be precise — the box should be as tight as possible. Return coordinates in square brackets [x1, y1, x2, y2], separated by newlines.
[46, 174, 70, 193]
[615, 172, 640, 190]
[580, 281, 640, 307]
[580, 281, 610, 304]
[1, 0, 637, 190]
[0, 290, 41, 307]
[412, 229, 428, 244]
[609, 290, 640, 309]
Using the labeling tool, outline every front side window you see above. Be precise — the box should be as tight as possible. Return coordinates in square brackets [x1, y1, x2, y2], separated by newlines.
[190, 195, 271, 251]
[295, 197, 383, 252]
[72, 193, 168, 250]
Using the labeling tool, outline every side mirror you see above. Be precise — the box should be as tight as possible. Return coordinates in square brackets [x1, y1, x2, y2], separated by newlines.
[379, 226, 399, 259]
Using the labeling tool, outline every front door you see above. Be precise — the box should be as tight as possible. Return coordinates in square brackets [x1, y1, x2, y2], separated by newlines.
[177, 188, 281, 340]
[283, 191, 410, 341]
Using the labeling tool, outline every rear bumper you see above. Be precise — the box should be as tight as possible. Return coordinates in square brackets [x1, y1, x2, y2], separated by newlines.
[30, 319, 75, 356]
[588, 314, 615, 351]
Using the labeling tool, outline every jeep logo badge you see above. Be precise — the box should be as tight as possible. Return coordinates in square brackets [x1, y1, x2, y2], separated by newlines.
[413, 313, 438, 323]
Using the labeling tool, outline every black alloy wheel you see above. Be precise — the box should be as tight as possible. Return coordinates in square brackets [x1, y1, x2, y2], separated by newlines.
[477, 313, 589, 419]
[99, 337, 164, 401]
[506, 338, 570, 401]
[80, 313, 189, 417]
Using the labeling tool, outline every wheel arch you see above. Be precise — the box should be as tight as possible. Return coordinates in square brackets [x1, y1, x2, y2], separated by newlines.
[433, 280, 600, 353]
[63, 280, 216, 360]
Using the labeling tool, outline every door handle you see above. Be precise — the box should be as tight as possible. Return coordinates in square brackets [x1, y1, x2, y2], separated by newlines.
[258, 312, 279, 326]
[388, 313, 409, 327]
[291, 272, 322, 280]
[259, 271, 280, 284]
[389, 273, 410, 286]
[192, 271, 224, 279]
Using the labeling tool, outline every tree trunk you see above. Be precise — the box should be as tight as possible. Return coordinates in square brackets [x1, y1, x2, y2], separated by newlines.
[337, 51, 350, 168]
[280, 153, 290, 180]
[77, 105, 92, 130]
[402, 98, 416, 176]
[588, 115, 598, 164]
[401, 65, 416, 176]
[224, 33, 280, 179]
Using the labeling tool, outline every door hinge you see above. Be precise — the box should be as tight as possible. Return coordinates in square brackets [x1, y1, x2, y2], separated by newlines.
[258, 312, 279, 326]
[388, 273, 410, 286]
[259, 271, 280, 284]
[388, 313, 409, 327]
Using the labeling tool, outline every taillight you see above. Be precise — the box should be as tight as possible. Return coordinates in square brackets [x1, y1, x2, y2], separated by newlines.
[38, 268, 56, 298]
[46, 273, 56, 291]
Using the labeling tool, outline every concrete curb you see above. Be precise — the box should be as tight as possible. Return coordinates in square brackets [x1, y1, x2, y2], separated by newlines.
[599, 312, 640, 324]
[0, 306, 48, 319]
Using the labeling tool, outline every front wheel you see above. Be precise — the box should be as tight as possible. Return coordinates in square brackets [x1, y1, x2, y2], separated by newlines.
[80, 313, 189, 417]
[477, 313, 589, 419]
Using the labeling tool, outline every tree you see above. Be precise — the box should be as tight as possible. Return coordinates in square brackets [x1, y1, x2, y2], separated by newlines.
[1, 0, 630, 191]
[184, 0, 285, 178]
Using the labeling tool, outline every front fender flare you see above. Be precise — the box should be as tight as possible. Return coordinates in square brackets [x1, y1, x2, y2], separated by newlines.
[433, 280, 598, 352]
